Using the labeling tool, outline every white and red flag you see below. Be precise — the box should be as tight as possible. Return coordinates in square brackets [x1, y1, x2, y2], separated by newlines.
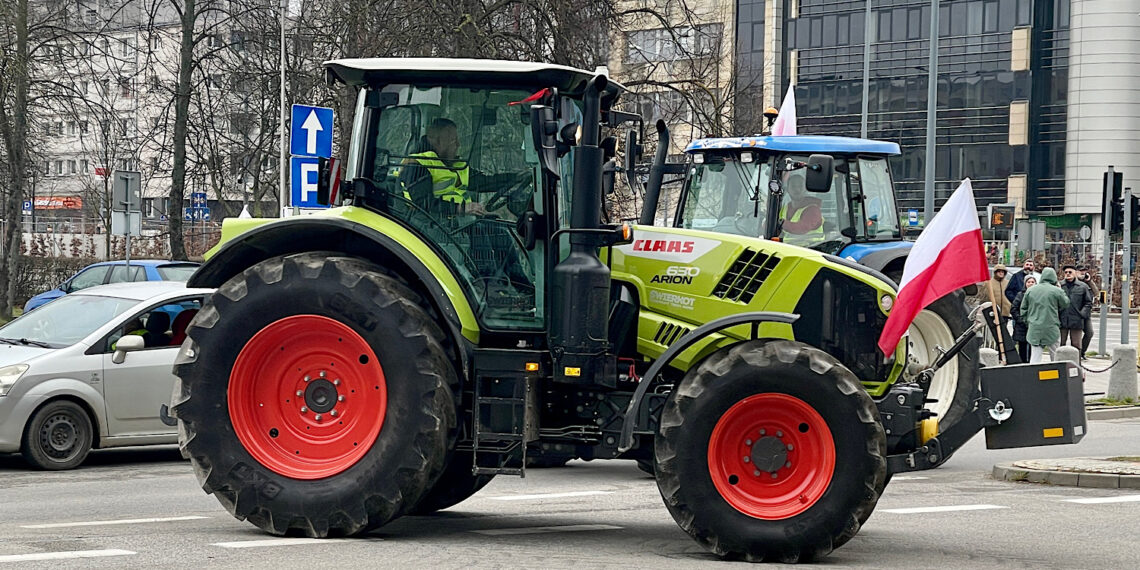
[771, 85, 797, 136]
[877, 179, 989, 355]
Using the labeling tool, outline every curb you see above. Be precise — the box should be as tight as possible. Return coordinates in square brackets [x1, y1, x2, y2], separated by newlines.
[993, 463, 1140, 489]
[1086, 406, 1140, 420]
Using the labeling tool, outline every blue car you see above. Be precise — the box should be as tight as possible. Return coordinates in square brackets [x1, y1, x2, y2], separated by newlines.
[23, 260, 200, 313]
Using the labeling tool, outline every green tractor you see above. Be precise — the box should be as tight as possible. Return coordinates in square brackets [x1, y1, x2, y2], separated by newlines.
[628, 125, 977, 436]
[171, 59, 1084, 562]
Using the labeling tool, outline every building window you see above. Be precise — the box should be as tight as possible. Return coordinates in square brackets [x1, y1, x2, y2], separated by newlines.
[625, 24, 723, 64]
[55, 160, 63, 175]
[68, 160, 77, 174]
[81, 159, 89, 173]
[120, 78, 132, 98]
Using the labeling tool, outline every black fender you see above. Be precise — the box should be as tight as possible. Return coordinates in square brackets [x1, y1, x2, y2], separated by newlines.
[853, 247, 910, 278]
[617, 311, 799, 452]
[187, 216, 472, 376]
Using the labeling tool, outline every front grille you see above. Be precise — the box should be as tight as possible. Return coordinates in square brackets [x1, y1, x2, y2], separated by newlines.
[653, 321, 691, 346]
[712, 249, 781, 303]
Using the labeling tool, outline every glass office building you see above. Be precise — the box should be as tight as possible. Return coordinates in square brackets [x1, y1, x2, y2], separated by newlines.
[740, 0, 1075, 219]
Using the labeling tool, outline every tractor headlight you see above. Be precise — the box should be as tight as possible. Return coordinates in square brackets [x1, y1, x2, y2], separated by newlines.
[880, 294, 894, 313]
[0, 364, 30, 396]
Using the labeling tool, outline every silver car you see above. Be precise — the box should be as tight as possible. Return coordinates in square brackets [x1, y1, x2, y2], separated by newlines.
[0, 281, 212, 470]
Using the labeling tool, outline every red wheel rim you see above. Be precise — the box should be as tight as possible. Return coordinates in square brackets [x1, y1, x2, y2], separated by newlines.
[707, 393, 835, 519]
[228, 315, 386, 480]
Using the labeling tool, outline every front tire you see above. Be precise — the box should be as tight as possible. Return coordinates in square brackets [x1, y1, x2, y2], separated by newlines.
[22, 400, 94, 470]
[908, 292, 978, 432]
[172, 253, 455, 536]
[655, 340, 886, 562]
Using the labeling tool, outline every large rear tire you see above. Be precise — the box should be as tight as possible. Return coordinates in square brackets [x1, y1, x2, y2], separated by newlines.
[655, 340, 886, 562]
[172, 253, 455, 536]
[906, 292, 978, 432]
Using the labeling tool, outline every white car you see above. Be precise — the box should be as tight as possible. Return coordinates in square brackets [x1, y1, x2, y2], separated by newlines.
[0, 281, 212, 470]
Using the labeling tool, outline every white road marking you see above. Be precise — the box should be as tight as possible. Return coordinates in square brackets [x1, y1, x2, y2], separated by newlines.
[881, 504, 1008, 514]
[890, 476, 930, 481]
[473, 524, 622, 536]
[213, 538, 348, 549]
[0, 549, 135, 563]
[1064, 495, 1140, 505]
[487, 491, 613, 501]
[21, 516, 208, 529]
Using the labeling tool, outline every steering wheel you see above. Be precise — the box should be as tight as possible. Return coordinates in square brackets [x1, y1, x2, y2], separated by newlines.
[482, 172, 533, 214]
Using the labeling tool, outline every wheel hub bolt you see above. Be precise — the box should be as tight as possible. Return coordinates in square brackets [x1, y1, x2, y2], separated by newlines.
[759, 429, 766, 435]
[315, 414, 323, 421]
[337, 395, 345, 402]
[296, 390, 303, 397]
[300, 406, 308, 413]
[304, 375, 311, 382]
[330, 410, 338, 417]
[776, 431, 783, 437]
[787, 444, 794, 451]
[743, 456, 750, 462]
[745, 439, 752, 445]
[333, 379, 340, 386]
[771, 473, 778, 479]
[754, 470, 761, 476]
[320, 371, 327, 378]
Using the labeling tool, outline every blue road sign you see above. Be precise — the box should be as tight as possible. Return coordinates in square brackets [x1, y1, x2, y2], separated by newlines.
[190, 192, 207, 207]
[907, 209, 919, 227]
[290, 156, 328, 208]
[183, 207, 211, 222]
[290, 104, 334, 158]
[22, 200, 32, 213]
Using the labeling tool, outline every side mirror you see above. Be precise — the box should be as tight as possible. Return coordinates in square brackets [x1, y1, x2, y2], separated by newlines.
[112, 334, 145, 364]
[805, 154, 834, 192]
[316, 157, 341, 206]
[530, 105, 560, 178]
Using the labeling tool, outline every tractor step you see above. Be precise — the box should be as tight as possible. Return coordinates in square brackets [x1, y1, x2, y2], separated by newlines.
[471, 349, 546, 477]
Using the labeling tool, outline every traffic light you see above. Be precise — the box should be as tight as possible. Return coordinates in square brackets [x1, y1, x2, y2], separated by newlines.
[1102, 170, 1124, 232]
[1131, 193, 1140, 231]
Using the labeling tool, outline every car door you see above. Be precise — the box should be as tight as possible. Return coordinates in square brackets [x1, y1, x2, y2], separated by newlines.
[99, 296, 203, 438]
[107, 264, 147, 284]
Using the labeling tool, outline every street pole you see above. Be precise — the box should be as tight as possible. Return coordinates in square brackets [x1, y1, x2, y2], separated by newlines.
[923, 0, 939, 222]
[279, 0, 287, 217]
[1123, 186, 1131, 345]
[860, 0, 874, 139]
[122, 174, 132, 269]
[1099, 166, 1114, 355]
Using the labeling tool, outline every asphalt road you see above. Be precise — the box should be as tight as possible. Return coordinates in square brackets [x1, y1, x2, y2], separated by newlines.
[1, 418, 1138, 569]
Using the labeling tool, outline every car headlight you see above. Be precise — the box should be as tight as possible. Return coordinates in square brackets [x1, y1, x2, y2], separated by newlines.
[0, 364, 29, 396]
[880, 294, 894, 313]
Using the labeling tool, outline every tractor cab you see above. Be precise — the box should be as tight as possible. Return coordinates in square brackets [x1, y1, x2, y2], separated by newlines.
[674, 136, 902, 256]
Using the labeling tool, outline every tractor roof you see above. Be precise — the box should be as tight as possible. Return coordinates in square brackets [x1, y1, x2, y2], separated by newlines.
[685, 135, 901, 156]
[323, 58, 625, 100]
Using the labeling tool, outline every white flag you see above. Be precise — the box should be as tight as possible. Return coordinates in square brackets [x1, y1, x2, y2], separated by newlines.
[771, 85, 797, 136]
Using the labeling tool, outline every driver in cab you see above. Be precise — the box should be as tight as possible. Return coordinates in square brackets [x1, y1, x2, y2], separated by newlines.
[401, 118, 486, 216]
[779, 171, 824, 246]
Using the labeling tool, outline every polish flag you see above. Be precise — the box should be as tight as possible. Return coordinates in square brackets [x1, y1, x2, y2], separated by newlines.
[877, 179, 989, 355]
[771, 85, 797, 136]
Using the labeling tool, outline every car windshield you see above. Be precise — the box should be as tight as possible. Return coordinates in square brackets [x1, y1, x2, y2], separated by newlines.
[157, 265, 199, 281]
[0, 294, 139, 347]
[679, 155, 770, 237]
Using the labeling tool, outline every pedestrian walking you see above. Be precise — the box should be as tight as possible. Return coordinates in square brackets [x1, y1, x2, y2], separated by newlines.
[1005, 259, 1036, 304]
[1022, 267, 1069, 363]
[1010, 275, 1037, 364]
[1081, 271, 1095, 356]
[1059, 264, 1093, 350]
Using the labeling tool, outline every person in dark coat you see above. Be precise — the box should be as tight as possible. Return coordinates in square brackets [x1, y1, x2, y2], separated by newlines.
[1005, 259, 1036, 304]
[1059, 264, 1093, 350]
[1081, 271, 1095, 356]
[1010, 275, 1037, 364]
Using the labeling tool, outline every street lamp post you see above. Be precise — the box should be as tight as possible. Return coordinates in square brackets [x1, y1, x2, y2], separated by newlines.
[923, 0, 939, 222]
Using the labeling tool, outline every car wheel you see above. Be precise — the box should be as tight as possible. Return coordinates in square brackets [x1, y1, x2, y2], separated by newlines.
[22, 400, 95, 470]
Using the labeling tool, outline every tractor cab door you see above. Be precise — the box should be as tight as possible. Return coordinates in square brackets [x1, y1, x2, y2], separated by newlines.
[347, 85, 550, 331]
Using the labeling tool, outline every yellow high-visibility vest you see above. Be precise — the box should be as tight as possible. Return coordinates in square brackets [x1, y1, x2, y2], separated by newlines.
[779, 202, 824, 239]
[407, 151, 470, 203]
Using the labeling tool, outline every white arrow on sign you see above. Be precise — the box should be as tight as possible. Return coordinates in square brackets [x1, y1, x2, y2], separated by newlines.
[301, 110, 323, 155]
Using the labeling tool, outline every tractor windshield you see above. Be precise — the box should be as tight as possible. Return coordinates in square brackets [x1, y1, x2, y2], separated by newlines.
[851, 157, 901, 240]
[678, 155, 770, 237]
[348, 85, 545, 329]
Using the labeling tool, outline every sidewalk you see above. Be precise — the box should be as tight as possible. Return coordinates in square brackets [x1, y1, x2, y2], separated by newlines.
[1077, 356, 1140, 420]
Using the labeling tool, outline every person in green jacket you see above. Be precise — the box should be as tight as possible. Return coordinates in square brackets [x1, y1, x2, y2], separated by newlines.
[1021, 267, 1070, 363]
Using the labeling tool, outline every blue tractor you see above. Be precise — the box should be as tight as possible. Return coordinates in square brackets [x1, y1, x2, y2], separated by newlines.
[631, 125, 978, 437]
